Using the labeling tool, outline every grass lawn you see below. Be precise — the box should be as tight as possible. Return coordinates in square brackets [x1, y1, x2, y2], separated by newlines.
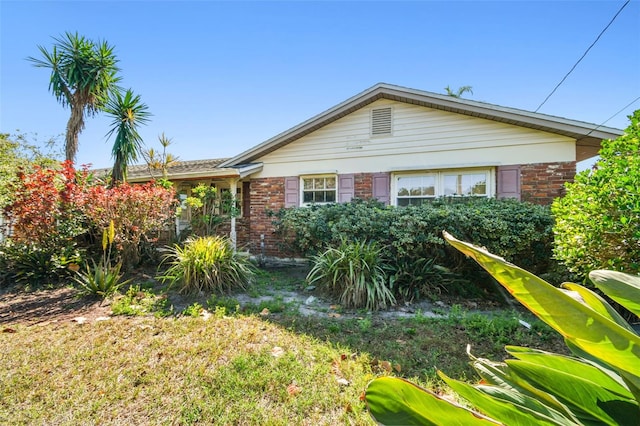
[0, 268, 566, 425]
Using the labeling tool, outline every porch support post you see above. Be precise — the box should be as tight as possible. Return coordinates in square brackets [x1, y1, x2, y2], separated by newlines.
[228, 178, 238, 250]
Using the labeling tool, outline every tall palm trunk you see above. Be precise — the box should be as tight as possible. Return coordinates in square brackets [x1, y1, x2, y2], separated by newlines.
[65, 103, 85, 162]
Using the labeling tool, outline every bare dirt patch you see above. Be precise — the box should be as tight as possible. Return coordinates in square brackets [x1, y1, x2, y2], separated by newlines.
[0, 285, 112, 327]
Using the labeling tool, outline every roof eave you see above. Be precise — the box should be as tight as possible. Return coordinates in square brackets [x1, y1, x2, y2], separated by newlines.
[126, 167, 246, 183]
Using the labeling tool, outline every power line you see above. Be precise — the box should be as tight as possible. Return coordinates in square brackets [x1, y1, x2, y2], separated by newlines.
[578, 95, 640, 141]
[535, 0, 631, 112]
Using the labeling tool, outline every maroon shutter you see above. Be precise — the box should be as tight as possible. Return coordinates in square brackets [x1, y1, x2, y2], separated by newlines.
[338, 174, 355, 203]
[372, 172, 390, 205]
[497, 166, 521, 201]
[242, 181, 251, 218]
[284, 177, 299, 207]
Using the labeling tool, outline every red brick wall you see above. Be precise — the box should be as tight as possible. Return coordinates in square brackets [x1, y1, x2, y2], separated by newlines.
[520, 161, 576, 205]
[246, 177, 288, 256]
[245, 174, 379, 256]
[354, 173, 374, 199]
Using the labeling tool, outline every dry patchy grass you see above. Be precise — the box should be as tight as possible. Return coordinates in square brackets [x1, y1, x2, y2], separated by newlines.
[1, 315, 376, 425]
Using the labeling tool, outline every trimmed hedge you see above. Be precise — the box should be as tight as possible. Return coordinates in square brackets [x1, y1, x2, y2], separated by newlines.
[273, 198, 558, 298]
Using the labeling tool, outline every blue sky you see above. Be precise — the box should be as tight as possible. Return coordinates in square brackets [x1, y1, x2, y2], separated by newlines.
[1, 1, 639, 169]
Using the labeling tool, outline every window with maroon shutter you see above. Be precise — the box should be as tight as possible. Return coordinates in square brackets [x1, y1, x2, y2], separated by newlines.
[284, 177, 299, 207]
[372, 173, 390, 205]
[496, 166, 521, 201]
[338, 174, 355, 203]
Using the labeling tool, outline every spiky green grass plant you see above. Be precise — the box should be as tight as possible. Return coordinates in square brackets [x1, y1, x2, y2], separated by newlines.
[307, 239, 395, 310]
[158, 236, 255, 294]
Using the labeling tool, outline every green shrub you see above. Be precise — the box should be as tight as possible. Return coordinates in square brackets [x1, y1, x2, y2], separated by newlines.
[307, 239, 395, 310]
[553, 110, 640, 279]
[74, 260, 130, 298]
[275, 198, 556, 300]
[0, 240, 81, 287]
[364, 232, 640, 425]
[158, 236, 255, 294]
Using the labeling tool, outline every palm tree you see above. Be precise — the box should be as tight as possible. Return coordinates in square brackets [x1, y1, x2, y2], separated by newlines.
[103, 89, 151, 185]
[142, 132, 179, 179]
[28, 32, 121, 162]
[444, 85, 474, 98]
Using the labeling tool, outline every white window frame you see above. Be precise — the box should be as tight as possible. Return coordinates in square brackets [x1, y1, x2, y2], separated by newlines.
[300, 175, 338, 206]
[392, 168, 494, 206]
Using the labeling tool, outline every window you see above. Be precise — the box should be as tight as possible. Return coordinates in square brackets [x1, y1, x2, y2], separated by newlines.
[302, 176, 337, 204]
[394, 169, 492, 205]
[443, 172, 488, 197]
[397, 174, 436, 206]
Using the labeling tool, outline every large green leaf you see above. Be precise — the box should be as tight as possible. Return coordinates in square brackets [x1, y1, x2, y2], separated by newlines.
[589, 270, 640, 317]
[439, 372, 575, 425]
[560, 283, 635, 332]
[365, 376, 500, 425]
[505, 346, 632, 399]
[506, 360, 639, 425]
[471, 356, 576, 419]
[444, 231, 640, 379]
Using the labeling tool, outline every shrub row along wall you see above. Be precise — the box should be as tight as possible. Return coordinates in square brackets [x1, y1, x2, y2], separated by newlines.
[272, 198, 555, 279]
[244, 162, 570, 259]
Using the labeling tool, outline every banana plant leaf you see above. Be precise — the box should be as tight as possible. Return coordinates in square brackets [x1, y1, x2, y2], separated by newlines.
[365, 376, 501, 425]
[505, 346, 633, 399]
[439, 371, 575, 425]
[470, 356, 576, 419]
[506, 359, 639, 425]
[443, 232, 640, 381]
[560, 283, 635, 333]
[589, 270, 640, 318]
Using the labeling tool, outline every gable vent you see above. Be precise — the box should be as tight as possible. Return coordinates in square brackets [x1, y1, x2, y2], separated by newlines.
[371, 107, 392, 136]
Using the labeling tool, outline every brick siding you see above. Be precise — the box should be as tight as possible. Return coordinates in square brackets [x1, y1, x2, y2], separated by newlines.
[520, 161, 576, 205]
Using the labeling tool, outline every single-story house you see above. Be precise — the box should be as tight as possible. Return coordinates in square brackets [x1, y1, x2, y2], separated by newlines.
[124, 83, 623, 257]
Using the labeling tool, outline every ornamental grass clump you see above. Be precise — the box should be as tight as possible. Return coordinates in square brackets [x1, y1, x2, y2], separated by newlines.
[158, 236, 255, 294]
[307, 239, 395, 310]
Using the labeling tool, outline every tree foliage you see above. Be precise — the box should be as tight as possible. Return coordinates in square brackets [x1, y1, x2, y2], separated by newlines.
[104, 89, 151, 184]
[0, 133, 59, 209]
[28, 32, 121, 162]
[444, 85, 474, 98]
[142, 132, 180, 180]
[552, 110, 640, 278]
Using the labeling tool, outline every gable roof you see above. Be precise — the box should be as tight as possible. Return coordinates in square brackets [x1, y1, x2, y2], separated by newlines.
[221, 82, 623, 166]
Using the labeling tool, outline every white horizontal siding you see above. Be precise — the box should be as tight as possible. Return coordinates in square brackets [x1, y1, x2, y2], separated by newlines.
[254, 99, 575, 178]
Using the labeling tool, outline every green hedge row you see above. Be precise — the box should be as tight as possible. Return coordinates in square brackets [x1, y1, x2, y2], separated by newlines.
[273, 199, 560, 297]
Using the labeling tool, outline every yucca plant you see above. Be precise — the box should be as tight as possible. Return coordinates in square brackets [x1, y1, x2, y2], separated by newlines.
[365, 231, 640, 425]
[158, 236, 255, 294]
[307, 239, 395, 310]
[74, 220, 130, 298]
